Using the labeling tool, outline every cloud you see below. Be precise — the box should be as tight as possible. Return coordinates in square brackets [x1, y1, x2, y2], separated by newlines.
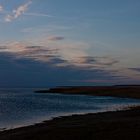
[0, 42, 61, 63]
[5, 0, 32, 22]
[0, 41, 121, 83]
[0, 42, 119, 69]
[70, 56, 119, 70]
[5, 15, 13, 22]
[13, 0, 32, 19]
[2, 41, 136, 85]
[72, 79, 118, 83]
[0, 51, 125, 87]
[0, 5, 3, 12]
[24, 12, 53, 17]
[0, 42, 113, 65]
[129, 68, 140, 72]
[1, 42, 139, 86]
[47, 36, 65, 41]
[4, 0, 52, 22]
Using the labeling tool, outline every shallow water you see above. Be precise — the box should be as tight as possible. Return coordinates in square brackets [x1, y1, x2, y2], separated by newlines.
[0, 88, 140, 129]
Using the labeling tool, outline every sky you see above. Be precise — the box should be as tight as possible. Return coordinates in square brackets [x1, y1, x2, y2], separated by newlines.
[0, 0, 140, 87]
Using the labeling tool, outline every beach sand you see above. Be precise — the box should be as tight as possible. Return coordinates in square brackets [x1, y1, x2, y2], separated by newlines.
[0, 107, 140, 140]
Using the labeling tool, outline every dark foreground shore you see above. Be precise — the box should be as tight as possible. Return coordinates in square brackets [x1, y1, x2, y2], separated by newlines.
[0, 107, 140, 140]
[1, 86, 140, 140]
[36, 85, 140, 99]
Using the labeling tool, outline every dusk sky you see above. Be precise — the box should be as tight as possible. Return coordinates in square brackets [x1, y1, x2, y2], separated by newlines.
[0, 0, 140, 87]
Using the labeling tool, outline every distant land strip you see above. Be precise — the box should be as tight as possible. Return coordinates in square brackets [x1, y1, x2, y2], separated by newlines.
[35, 85, 140, 99]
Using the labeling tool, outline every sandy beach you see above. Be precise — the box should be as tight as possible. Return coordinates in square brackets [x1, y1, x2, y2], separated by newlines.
[0, 106, 140, 140]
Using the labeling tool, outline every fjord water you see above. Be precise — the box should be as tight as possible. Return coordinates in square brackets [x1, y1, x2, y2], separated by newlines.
[0, 88, 140, 130]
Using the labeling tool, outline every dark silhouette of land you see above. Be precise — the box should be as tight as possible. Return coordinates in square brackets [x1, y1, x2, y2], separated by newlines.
[35, 85, 140, 99]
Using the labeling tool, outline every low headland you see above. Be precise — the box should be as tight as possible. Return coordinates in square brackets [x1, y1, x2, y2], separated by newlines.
[0, 85, 140, 140]
[35, 85, 140, 99]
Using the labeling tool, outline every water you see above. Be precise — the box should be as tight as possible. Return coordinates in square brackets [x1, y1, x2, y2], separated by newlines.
[0, 88, 140, 130]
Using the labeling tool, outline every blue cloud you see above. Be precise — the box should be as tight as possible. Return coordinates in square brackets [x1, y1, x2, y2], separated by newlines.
[0, 52, 123, 87]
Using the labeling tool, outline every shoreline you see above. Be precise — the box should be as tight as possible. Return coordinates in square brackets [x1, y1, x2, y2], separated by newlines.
[0, 102, 137, 131]
[0, 106, 138, 129]
[1, 86, 140, 140]
[0, 106, 140, 140]
[1, 93, 140, 132]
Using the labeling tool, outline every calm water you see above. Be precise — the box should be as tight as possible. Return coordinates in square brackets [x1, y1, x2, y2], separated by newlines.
[0, 88, 140, 130]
